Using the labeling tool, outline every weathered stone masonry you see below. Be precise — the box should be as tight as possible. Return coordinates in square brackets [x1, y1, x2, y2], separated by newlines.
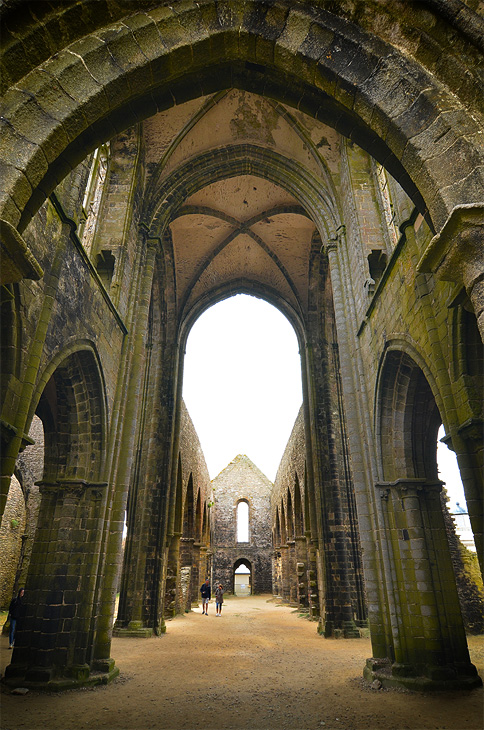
[212, 455, 273, 596]
[0, 0, 482, 694]
[272, 407, 366, 632]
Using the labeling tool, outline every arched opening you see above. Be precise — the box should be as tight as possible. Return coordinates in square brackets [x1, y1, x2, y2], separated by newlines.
[5, 348, 108, 686]
[371, 349, 480, 687]
[234, 559, 252, 597]
[236, 500, 250, 544]
[182, 294, 303, 482]
[437, 425, 476, 552]
[6, 3, 481, 240]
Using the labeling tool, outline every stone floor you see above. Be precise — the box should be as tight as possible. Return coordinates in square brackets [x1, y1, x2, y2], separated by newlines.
[1, 595, 483, 730]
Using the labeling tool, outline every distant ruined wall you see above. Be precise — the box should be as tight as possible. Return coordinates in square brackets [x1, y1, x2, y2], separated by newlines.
[178, 401, 211, 505]
[0, 476, 25, 609]
[272, 408, 306, 510]
[164, 400, 213, 618]
[441, 492, 484, 634]
[271, 409, 316, 611]
[212, 455, 272, 595]
[0, 416, 43, 609]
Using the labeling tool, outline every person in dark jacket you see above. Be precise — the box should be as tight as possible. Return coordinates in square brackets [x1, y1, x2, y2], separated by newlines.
[215, 584, 224, 616]
[8, 588, 24, 648]
[200, 578, 211, 615]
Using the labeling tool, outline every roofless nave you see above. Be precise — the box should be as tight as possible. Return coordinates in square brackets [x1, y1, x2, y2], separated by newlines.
[0, 0, 483, 694]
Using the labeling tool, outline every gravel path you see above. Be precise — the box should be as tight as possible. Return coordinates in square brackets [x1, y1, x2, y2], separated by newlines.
[1, 595, 483, 730]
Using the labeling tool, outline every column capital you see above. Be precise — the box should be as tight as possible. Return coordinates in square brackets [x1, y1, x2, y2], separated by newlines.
[375, 478, 443, 498]
[36, 479, 107, 499]
[418, 204, 483, 282]
[325, 224, 346, 254]
[457, 417, 484, 442]
[417, 204, 484, 337]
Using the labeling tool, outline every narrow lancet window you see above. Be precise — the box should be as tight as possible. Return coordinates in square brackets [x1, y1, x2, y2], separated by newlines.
[237, 500, 249, 542]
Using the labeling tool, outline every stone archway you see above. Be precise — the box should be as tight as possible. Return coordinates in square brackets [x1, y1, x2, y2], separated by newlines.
[234, 558, 252, 596]
[2, 1, 482, 241]
[1, 0, 482, 695]
[4, 346, 112, 689]
[364, 348, 481, 690]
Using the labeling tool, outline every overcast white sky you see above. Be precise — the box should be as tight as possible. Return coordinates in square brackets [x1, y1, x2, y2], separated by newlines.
[182, 294, 468, 512]
[182, 294, 302, 482]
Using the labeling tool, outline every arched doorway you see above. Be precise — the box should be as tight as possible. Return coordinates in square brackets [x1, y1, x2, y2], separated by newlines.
[366, 348, 481, 689]
[234, 559, 252, 597]
[4, 346, 110, 688]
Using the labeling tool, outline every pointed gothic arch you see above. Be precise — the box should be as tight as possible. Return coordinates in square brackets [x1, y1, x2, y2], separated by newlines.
[368, 348, 480, 688]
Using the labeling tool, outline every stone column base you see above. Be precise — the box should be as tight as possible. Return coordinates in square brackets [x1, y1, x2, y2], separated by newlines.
[112, 620, 155, 638]
[364, 658, 482, 691]
[318, 619, 360, 638]
[3, 661, 119, 691]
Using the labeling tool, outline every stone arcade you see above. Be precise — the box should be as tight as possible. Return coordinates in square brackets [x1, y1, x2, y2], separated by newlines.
[0, 0, 483, 693]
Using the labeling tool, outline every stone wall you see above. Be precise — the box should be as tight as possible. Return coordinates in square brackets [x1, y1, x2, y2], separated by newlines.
[442, 492, 484, 635]
[0, 476, 25, 609]
[0, 416, 43, 609]
[272, 409, 318, 615]
[272, 405, 367, 629]
[178, 401, 212, 508]
[272, 408, 306, 510]
[212, 455, 273, 595]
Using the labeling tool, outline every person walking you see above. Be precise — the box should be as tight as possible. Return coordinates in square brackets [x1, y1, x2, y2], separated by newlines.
[200, 578, 211, 615]
[215, 584, 224, 616]
[7, 588, 24, 648]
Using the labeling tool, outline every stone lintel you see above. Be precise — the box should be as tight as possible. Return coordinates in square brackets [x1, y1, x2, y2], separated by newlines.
[0, 219, 44, 285]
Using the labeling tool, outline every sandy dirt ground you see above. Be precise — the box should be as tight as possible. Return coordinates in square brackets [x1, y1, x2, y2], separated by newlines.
[1, 595, 483, 730]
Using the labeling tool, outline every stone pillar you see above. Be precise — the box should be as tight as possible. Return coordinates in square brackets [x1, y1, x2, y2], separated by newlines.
[4, 479, 116, 689]
[180, 537, 194, 610]
[198, 545, 208, 589]
[279, 544, 290, 602]
[108, 235, 160, 642]
[441, 426, 483, 579]
[295, 536, 309, 609]
[272, 551, 282, 598]
[163, 533, 181, 619]
[364, 479, 481, 690]
[303, 280, 360, 637]
[287, 540, 298, 605]
[191, 543, 201, 606]
[453, 426, 483, 577]
[306, 537, 320, 621]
